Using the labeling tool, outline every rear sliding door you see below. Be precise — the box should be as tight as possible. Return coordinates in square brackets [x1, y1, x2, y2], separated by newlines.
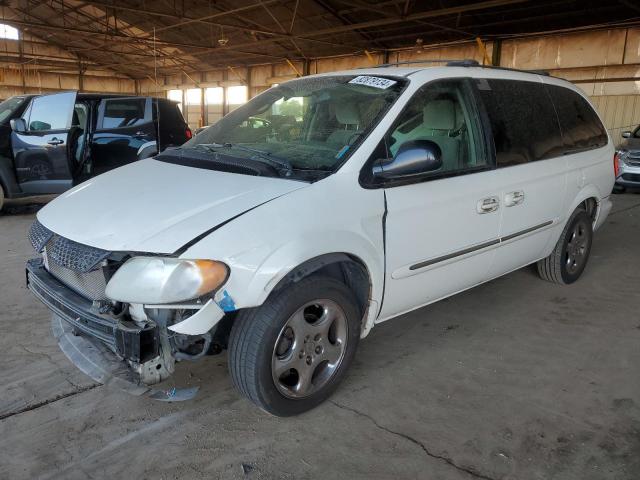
[473, 78, 568, 277]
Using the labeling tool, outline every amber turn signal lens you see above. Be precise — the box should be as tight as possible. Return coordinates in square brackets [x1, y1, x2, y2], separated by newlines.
[195, 260, 229, 295]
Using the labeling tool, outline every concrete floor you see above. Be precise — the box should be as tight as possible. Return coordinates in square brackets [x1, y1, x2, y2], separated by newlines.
[1, 194, 639, 480]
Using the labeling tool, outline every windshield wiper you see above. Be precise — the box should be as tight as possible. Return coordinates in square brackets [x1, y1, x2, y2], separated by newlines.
[195, 142, 293, 175]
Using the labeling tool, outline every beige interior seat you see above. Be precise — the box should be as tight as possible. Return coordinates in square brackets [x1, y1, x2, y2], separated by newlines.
[419, 98, 462, 171]
[327, 102, 361, 147]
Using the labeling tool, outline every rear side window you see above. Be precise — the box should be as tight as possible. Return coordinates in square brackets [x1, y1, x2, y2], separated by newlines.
[157, 101, 186, 126]
[101, 98, 147, 128]
[476, 79, 564, 167]
[545, 85, 607, 152]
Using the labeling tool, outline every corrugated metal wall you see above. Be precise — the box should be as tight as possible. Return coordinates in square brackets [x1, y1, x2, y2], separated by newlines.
[591, 95, 640, 146]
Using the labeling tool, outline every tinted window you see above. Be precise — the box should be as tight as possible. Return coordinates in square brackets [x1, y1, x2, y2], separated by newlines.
[27, 92, 75, 131]
[546, 85, 607, 152]
[0, 96, 27, 123]
[158, 101, 186, 126]
[476, 79, 564, 167]
[385, 79, 487, 176]
[102, 98, 147, 128]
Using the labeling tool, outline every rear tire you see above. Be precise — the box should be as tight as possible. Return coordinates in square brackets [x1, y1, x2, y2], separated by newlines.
[612, 185, 626, 194]
[537, 209, 593, 285]
[228, 275, 361, 416]
[0, 183, 4, 213]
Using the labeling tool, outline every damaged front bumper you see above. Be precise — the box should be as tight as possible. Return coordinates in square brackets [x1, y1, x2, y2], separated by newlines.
[26, 258, 199, 401]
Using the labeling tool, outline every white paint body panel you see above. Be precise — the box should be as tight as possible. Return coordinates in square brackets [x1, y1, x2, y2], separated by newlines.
[35, 66, 615, 337]
[380, 169, 501, 320]
[36, 158, 306, 252]
[167, 299, 225, 335]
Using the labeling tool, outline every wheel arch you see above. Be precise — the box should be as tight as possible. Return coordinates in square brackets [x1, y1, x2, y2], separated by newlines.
[270, 252, 372, 326]
[567, 184, 601, 227]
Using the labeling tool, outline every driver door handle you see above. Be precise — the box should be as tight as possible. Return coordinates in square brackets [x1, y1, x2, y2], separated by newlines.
[477, 196, 500, 214]
[47, 138, 64, 146]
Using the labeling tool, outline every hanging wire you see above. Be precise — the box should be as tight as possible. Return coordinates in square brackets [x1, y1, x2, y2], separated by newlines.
[153, 26, 158, 95]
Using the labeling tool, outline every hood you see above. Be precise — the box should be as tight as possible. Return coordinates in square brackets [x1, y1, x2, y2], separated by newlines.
[37, 158, 306, 253]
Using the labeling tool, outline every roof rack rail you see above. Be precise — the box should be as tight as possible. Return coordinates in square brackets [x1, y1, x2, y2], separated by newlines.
[369, 58, 551, 76]
[372, 59, 479, 68]
[482, 65, 550, 76]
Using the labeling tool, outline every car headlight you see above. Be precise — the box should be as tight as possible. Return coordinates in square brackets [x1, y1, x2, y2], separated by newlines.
[105, 257, 229, 304]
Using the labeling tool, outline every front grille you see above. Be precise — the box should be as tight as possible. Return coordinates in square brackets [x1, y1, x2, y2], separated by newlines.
[45, 248, 109, 301]
[625, 151, 640, 167]
[29, 220, 113, 302]
[47, 235, 110, 273]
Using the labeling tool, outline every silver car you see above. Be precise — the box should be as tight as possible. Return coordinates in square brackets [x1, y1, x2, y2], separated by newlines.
[616, 127, 640, 191]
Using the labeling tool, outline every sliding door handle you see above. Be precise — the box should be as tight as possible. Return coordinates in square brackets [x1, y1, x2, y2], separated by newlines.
[505, 190, 525, 207]
[477, 196, 500, 214]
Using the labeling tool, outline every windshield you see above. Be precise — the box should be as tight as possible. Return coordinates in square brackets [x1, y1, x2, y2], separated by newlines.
[0, 96, 27, 124]
[175, 75, 406, 179]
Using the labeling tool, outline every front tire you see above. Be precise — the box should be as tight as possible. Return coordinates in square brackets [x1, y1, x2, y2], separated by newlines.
[537, 208, 593, 284]
[228, 275, 361, 416]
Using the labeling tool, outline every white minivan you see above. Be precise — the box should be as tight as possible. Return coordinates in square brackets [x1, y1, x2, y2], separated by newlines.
[27, 63, 614, 415]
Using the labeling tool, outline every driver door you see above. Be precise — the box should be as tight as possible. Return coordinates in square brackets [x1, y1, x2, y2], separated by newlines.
[378, 78, 501, 320]
[11, 91, 77, 194]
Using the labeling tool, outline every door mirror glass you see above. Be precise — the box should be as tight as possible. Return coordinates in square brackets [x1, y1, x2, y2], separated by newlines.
[10, 118, 26, 133]
[373, 140, 442, 179]
[622, 131, 631, 138]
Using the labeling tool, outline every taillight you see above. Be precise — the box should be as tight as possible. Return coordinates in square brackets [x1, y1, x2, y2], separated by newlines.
[613, 152, 620, 177]
[185, 128, 193, 139]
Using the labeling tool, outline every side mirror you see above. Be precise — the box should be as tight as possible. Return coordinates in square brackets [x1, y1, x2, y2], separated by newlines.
[373, 140, 443, 180]
[621, 131, 631, 138]
[10, 118, 27, 133]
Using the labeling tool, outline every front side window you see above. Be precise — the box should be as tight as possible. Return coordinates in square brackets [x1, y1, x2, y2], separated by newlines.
[26, 92, 76, 131]
[476, 79, 564, 167]
[386, 79, 487, 175]
[546, 85, 608, 152]
[179, 75, 406, 178]
[101, 98, 147, 129]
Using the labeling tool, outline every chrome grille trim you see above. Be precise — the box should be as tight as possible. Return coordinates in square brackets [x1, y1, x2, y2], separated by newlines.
[47, 236, 110, 273]
[28, 220, 53, 253]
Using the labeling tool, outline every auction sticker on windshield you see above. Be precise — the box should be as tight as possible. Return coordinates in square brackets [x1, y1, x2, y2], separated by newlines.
[349, 76, 397, 89]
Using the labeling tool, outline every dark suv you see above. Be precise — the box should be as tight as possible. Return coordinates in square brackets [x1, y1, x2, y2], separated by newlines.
[0, 91, 191, 211]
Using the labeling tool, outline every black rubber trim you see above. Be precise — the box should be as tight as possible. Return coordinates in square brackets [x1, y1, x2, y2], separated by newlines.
[409, 238, 500, 271]
[409, 220, 553, 271]
[501, 220, 553, 242]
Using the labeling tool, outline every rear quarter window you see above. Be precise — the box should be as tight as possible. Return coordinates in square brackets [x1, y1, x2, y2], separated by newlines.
[476, 79, 564, 167]
[545, 85, 607, 152]
[102, 98, 147, 128]
[158, 101, 186, 126]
